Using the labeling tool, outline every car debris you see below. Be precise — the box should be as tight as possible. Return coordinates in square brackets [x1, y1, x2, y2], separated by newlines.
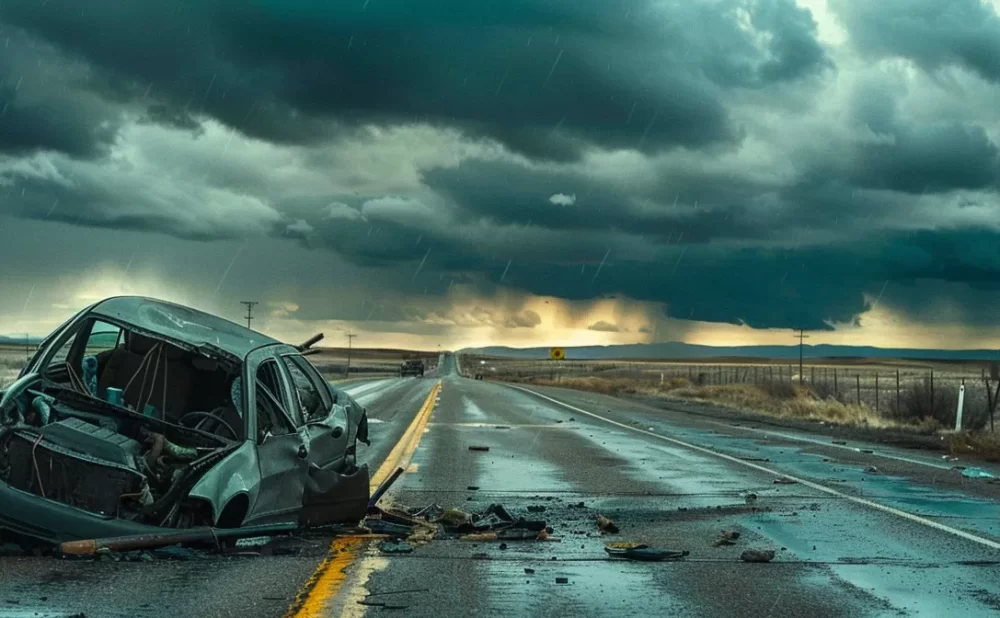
[713, 530, 741, 547]
[863, 466, 881, 475]
[596, 514, 619, 534]
[605, 543, 689, 562]
[0, 297, 372, 547]
[740, 549, 776, 563]
[555, 577, 569, 584]
[468, 445, 490, 452]
[773, 478, 797, 485]
[380, 540, 414, 554]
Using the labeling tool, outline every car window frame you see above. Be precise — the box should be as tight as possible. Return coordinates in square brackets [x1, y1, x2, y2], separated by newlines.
[253, 358, 298, 438]
[278, 353, 332, 424]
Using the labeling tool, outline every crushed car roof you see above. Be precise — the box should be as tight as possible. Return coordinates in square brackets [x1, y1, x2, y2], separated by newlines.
[89, 296, 281, 359]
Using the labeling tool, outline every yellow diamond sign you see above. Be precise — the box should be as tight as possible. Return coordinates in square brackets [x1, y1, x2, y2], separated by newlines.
[550, 347, 565, 361]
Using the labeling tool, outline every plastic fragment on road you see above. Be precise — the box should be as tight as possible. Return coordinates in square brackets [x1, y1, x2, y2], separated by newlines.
[555, 577, 569, 584]
[605, 544, 689, 562]
[740, 549, 776, 563]
[773, 478, 797, 485]
[864, 466, 880, 475]
[469, 445, 490, 452]
[961, 467, 996, 479]
[596, 514, 619, 534]
[380, 540, 414, 554]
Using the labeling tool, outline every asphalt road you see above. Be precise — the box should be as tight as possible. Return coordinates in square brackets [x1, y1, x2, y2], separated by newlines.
[4, 356, 1000, 617]
[0, 372, 438, 618]
[324, 359, 1000, 618]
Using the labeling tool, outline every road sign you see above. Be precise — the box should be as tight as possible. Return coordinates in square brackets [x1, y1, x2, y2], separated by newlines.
[550, 347, 565, 361]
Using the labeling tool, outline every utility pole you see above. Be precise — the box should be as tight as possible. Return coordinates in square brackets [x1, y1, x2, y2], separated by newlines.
[796, 328, 809, 384]
[240, 301, 259, 330]
[345, 333, 356, 378]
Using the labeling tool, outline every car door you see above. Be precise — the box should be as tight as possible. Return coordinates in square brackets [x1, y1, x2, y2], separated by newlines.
[247, 354, 311, 524]
[278, 353, 349, 470]
[277, 353, 369, 527]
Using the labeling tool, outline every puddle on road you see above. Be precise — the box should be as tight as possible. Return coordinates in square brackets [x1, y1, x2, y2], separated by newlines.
[669, 427, 1000, 538]
[481, 559, 690, 617]
[461, 396, 490, 422]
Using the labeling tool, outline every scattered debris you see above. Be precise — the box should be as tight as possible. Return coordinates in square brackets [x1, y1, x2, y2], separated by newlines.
[605, 542, 688, 562]
[743, 493, 758, 504]
[569, 501, 587, 509]
[740, 549, 776, 563]
[773, 478, 797, 485]
[961, 467, 996, 479]
[467, 486, 480, 491]
[832, 440, 847, 445]
[864, 466, 881, 475]
[524, 567, 535, 574]
[568, 417, 576, 422]
[596, 514, 619, 534]
[555, 577, 569, 584]
[499, 543, 508, 550]
[714, 530, 741, 547]
[942, 455, 959, 462]
[527, 505, 547, 513]
[741, 457, 770, 462]
[380, 541, 414, 554]
[860, 449, 874, 454]
[469, 446, 490, 452]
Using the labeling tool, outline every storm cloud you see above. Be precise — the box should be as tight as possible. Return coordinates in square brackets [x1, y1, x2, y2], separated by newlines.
[1, 0, 1000, 345]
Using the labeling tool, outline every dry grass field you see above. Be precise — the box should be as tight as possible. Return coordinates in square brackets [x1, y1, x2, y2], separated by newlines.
[466, 356, 1000, 460]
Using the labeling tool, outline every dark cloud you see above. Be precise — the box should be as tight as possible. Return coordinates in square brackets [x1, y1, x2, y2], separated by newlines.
[831, 0, 1000, 83]
[588, 320, 622, 332]
[0, 0, 830, 160]
[0, 28, 122, 157]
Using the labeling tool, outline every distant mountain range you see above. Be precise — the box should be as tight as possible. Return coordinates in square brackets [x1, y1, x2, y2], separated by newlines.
[0, 335, 42, 345]
[460, 342, 1000, 362]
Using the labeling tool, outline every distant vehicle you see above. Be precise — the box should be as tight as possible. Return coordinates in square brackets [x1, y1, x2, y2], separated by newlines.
[0, 296, 370, 544]
[399, 359, 425, 377]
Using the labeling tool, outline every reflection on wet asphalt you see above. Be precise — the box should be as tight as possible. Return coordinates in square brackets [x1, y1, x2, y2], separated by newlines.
[340, 368, 1000, 618]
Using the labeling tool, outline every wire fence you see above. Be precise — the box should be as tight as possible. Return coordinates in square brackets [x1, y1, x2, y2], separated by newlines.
[474, 359, 999, 432]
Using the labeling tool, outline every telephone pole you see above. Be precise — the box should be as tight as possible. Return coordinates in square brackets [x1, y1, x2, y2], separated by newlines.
[795, 328, 809, 384]
[345, 333, 356, 378]
[240, 301, 259, 330]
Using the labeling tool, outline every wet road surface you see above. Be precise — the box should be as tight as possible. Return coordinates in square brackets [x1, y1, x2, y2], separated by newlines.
[4, 356, 1000, 617]
[325, 360, 1000, 618]
[0, 374, 437, 618]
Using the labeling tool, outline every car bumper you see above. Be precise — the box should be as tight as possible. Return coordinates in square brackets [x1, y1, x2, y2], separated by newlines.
[0, 481, 167, 544]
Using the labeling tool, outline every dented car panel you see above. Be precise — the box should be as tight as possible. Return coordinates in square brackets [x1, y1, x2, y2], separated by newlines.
[186, 441, 260, 525]
[0, 296, 370, 544]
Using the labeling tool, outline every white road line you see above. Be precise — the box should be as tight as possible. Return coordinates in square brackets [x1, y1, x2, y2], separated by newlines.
[510, 384, 1000, 552]
[700, 419, 957, 471]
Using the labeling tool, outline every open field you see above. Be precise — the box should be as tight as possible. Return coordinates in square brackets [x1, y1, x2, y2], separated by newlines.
[464, 355, 1000, 459]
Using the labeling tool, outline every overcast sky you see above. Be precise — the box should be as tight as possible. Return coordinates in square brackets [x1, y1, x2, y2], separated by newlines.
[2, 0, 1000, 350]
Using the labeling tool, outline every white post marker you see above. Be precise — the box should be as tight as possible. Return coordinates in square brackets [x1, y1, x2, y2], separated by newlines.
[955, 383, 966, 431]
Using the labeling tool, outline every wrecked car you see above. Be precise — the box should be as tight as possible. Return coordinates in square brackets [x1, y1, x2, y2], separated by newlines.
[0, 296, 371, 544]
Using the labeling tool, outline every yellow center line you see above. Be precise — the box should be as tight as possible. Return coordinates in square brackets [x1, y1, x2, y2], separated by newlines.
[284, 380, 442, 618]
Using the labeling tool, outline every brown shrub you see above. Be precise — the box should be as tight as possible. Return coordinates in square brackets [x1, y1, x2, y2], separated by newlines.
[947, 431, 1000, 462]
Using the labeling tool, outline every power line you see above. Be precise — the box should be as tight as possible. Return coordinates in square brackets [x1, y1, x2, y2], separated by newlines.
[795, 328, 810, 384]
[345, 333, 356, 378]
[240, 301, 259, 330]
